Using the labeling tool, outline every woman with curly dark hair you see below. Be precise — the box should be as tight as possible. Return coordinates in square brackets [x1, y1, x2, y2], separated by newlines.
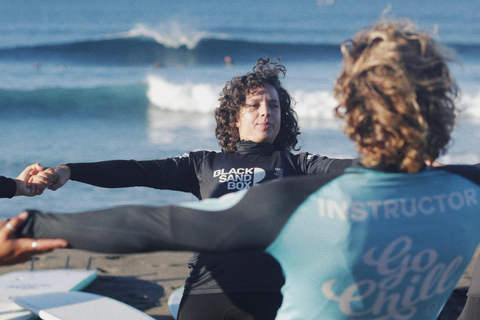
[35, 58, 352, 319]
[215, 57, 300, 153]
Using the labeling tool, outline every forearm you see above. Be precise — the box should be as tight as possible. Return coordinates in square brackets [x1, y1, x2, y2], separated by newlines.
[67, 160, 164, 189]
[18, 206, 211, 253]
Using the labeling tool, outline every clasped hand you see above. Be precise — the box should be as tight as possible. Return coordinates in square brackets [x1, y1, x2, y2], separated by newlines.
[15, 163, 55, 196]
[25, 164, 71, 195]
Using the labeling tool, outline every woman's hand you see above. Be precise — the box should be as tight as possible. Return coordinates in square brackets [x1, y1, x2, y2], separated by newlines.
[0, 211, 68, 266]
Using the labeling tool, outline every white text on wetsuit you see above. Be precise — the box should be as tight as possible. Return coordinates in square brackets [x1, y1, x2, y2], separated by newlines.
[317, 189, 477, 221]
[213, 167, 266, 191]
[321, 236, 463, 319]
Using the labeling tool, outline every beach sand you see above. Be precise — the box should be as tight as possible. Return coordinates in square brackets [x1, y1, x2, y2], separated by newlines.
[1, 246, 478, 319]
[1, 249, 192, 320]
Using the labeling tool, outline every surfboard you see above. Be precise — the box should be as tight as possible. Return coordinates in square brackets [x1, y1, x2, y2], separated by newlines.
[167, 286, 184, 320]
[11, 291, 155, 320]
[0, 269, 97, 320]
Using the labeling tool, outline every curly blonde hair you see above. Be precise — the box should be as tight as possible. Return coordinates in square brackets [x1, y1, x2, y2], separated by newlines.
[334, 19, 458, 173]
[215, 57, 300, 152]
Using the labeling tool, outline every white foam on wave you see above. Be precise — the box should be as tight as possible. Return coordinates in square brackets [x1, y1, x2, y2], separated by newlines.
[291, 89, 338, 120]
[146, 75, 339, 120]
[146, 75, 480, 126]
[119, 21, 228, 49]
[459, 91, 480, 121]
[146, 75, 222, 113]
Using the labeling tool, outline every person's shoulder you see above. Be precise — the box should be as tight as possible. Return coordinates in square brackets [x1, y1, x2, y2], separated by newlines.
[191, 149, 222, 155]
[433, 164, 480, 185]
[289, 151, 324, 158]
[435, 164, 480, 172]
[184, 149, 223, 160]
[176, 149, 216, 157]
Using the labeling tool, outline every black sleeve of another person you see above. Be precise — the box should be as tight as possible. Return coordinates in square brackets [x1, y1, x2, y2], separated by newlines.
[18, 174, 342, 254]
[0, 176, 16, 198]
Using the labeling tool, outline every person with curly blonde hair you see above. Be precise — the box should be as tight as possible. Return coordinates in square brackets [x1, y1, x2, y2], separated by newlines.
[10, 19, 480, 320]
[333, 18, 457, 173]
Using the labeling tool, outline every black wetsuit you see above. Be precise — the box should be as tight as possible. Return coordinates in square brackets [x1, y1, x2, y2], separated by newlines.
[0, 176, 16, 198]
[64, 141, 352, 319]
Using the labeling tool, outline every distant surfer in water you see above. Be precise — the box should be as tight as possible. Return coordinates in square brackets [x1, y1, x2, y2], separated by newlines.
[224, 55, 233, 66]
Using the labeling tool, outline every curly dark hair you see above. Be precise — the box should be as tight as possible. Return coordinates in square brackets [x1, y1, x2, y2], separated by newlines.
[215, 57, 300, 152]
[334, 19, 458, 173]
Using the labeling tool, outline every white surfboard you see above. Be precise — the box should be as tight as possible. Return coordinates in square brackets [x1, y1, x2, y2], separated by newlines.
[167, 286, 184, 320]
[0, 269, 97, 320]
[11, 291, 155, 320]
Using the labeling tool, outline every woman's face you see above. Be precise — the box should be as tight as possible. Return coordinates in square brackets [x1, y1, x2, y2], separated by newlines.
[236, 84, 281, 144]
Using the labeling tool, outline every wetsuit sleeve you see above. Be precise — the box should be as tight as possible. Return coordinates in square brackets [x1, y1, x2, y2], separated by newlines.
[295, 152, 353, 174]
[66, 154, 201, 197]
[0, 176, 17, 198]
[17, 174, 340, 253]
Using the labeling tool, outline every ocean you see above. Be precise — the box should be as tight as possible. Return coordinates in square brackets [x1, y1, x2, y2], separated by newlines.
[1, 0, 480, 217]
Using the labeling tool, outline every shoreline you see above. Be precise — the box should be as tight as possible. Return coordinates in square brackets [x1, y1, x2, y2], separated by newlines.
[1, 246, 478, 319]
